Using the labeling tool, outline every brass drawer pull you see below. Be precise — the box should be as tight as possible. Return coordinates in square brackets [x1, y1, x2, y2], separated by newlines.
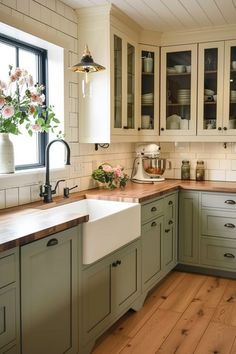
[151, 221, 157, 227]
[224, 253, 235, 259]
[225, 200, 236, 205]
[168, 200, 173, 205]
[151, 206, 157, 212]
[47, 238, 58, 247]
[168, 220, 173, 225]
[224, 223, 236, 229]
[165, 229, 171, 233]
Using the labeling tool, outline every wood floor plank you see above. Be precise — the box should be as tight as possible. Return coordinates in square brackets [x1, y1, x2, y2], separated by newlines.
[119, 309, 181, 354]
[194, 322, 236, 354]
[213, 279, 236, 327]
[159, 273, 206, 313]
[192, 276, 229, 308]
[156, 301, 215, 354]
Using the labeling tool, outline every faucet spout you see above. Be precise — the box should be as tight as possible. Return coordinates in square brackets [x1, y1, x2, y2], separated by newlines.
[40, 139, 71, 203]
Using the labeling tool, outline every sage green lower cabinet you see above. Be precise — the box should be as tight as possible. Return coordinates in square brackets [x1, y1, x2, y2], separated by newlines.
[0, 249, 19, 354]
[200, 192, 236, 273]
[163, 193, 177, 274]
[141, 216, 163, 292]
[179, 191, 199, 265]
[79, 239, 141, 352]
[141, 192, 178, 293]
[21, 227, 78, 354]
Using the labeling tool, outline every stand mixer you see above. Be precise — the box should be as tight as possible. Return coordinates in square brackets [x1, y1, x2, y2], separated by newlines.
[131, 144, 167, 183]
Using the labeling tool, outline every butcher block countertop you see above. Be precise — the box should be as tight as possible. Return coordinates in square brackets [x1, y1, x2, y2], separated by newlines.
[1, 179, 236, 252]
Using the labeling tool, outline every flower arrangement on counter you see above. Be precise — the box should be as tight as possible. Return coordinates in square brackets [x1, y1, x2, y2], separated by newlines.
[92, 164, 129, 190]
[0, 65, 60, 136]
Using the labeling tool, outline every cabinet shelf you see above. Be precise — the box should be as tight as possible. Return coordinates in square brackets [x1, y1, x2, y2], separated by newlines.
[142, 72, 154, 76]
[167, 103, 190, 106]
[142, 103, 154, 106]
[204, 101, 216, 105]
[204, 70, 217, 74]
[167, 72, 190, 76]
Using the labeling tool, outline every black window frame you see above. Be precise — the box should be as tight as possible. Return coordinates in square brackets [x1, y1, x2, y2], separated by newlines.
[0, 33, 48, 170]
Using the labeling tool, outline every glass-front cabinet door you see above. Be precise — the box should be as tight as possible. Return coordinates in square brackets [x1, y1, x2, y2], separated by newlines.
[224, 40, 236, 135]
[198, 42, 224, 135]
[138, 45, 159, 136]
[112, 30, 138, 136]
[160, 44, 197, 136]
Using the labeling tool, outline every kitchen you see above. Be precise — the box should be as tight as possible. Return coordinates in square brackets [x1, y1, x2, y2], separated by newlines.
[1, 0, 236, 353]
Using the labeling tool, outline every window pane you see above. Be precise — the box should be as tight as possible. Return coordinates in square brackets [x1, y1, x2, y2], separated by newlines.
[19, 48, 38, 81]
[0, 42, 16, 81]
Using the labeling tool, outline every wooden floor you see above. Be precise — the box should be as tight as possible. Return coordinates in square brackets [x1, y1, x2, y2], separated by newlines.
[92, 271, 236, 354]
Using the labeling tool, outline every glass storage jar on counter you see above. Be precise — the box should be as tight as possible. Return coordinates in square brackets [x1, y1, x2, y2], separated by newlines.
[196, 160, 205, 181]
[181, 160, 190, 180]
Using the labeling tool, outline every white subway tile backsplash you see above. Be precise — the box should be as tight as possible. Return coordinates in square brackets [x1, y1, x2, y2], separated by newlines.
[19, 186, 31, 205]
[2, 0, 16, 9]
[0, 191, 6, 209]
[6, 188, 19, 208]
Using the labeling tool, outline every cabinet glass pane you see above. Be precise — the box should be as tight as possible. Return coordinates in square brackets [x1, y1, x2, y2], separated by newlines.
[166, 51, 191, 130]
[203, 48, 218, 130]
[229, 46, 236, 129]
[114, 35, 122, 129]
[127, 43, 135, 129]
[141, 51, 154, 130]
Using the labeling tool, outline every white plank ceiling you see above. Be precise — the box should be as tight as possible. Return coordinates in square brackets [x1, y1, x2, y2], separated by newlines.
[61, 0, 236, 32]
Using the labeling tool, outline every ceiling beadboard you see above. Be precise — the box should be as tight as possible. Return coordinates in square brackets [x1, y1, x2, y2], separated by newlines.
[61, 0, 236, 32]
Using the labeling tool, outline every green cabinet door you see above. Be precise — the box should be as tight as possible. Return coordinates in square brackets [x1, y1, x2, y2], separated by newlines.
[80, 240, 141, 349]
[21, 227, 78, 354]
[179, 191, 199, 264]
[163, 193, 178, 274]
[81, 256, 112, 340]
[141, 216, 163, 292]
[0, 285, 17, 351]
[112, 241, 141, 315]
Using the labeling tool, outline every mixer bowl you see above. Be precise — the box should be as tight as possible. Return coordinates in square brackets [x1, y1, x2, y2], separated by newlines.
[142, 157, 166, 177]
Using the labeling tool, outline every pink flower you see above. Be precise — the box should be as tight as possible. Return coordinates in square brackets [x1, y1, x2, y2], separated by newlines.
[114, 168, 123, 178]
[10, 74, 17, 82]
[31, 124, 42, 132]
[102, 164, 113, 173]
[30, 93, 45, 105]
[14, 68, 22, 78]
[1, 105, 14, 118]
[0, 96, 6, 108]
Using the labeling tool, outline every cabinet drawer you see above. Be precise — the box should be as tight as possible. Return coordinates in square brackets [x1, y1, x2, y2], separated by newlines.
[200, 237, 236, 270]
[202, 209, 236, 239]
[201, 192, 236, 210]
[0, 285, 17, 350]
[141, 198, 164, 223]
[0, 251, 16, 289]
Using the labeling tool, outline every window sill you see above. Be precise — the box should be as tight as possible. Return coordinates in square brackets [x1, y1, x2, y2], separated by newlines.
[0, 166, 69, 190]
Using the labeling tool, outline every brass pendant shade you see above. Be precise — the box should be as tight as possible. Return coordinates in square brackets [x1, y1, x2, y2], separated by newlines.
[71, 45, 105, 73]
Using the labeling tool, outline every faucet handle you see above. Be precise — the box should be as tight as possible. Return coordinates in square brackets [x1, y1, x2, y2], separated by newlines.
[52, 179, 65, 195]
[63, 185, 78, 198]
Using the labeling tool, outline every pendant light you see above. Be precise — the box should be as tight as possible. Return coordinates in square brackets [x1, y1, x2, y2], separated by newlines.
[70, 44, 105, 73]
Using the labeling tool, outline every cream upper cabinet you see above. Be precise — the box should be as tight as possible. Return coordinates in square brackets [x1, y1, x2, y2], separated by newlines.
[198, 40, 236, 136]
[223, 40, 236, 135]
[197, 42, 224, 135]
[160, 44, 197, 136]
[111, 28, 139, 138]
[138, 45, 159, 139]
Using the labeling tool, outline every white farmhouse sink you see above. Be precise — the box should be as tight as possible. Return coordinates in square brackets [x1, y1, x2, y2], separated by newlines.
[53, 199, 141, 264]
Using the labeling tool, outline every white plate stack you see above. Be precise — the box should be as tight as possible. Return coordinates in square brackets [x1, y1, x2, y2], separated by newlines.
[177, 89, 190, 104]
[142, 93, 154, 105]
[231, 90, 236, 103]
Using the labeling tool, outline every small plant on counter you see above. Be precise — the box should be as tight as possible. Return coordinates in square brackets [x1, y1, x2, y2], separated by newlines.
[92, 164, 129, 190]
[0, 65, 61, 136]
